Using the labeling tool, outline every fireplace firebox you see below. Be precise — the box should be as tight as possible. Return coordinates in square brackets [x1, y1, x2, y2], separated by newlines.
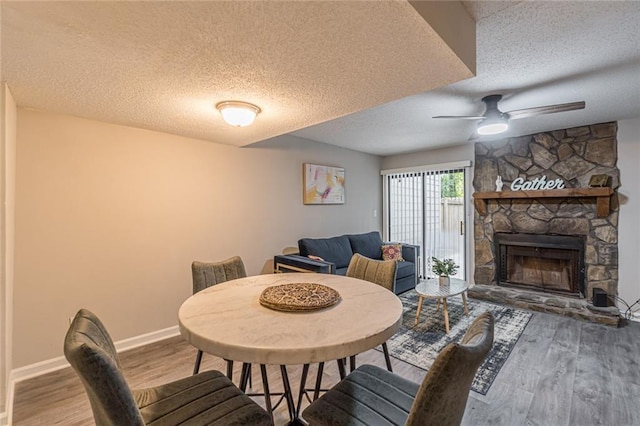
[495, 233, 585, 298]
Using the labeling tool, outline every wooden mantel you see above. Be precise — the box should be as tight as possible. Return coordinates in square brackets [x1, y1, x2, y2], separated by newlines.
[473, 187, 615, 217]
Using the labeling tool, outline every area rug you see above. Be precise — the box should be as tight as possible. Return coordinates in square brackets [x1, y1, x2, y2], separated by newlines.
[380, 290, 533, 395]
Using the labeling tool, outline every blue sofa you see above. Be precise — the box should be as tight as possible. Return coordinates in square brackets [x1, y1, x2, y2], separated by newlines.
[274, 231, 420, 295]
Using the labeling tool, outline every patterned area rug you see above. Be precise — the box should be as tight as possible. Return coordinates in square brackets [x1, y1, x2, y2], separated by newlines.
[381, 290, 533, 395]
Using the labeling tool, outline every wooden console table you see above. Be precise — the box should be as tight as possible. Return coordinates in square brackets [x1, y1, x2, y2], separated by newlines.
[473, 187, 614, 217]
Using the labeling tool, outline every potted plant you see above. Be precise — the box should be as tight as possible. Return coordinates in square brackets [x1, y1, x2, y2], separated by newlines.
[431, 257, 459, 286]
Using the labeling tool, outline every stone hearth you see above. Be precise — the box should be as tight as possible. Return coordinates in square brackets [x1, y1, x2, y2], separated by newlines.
[469, 285, 619, 326]
[473, 122, 620, 325]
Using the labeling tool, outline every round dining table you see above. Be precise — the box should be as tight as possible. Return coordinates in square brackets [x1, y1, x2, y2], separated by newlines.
[178, 272, 403, 422]
[179, 272, 402, 365]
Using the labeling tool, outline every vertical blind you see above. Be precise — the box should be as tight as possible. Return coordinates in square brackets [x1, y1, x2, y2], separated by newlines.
[382, 161, 470, 280]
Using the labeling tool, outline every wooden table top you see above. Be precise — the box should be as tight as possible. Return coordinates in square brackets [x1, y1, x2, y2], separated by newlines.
[178, 273, 403, 365]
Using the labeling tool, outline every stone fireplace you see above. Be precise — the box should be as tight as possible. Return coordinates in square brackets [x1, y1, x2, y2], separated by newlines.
[470, 122, 620, 325]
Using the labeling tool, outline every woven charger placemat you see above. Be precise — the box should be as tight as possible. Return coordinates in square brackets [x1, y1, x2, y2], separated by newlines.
[259, 283, 341, 312]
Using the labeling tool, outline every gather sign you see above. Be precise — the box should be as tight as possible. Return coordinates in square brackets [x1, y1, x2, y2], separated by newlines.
[510, 175, 566, 191]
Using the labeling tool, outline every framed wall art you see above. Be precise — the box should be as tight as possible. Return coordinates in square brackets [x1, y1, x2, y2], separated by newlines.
[303, 163, 345, 205]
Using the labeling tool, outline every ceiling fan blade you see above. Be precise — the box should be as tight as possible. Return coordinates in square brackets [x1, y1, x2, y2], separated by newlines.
[432, 115, 485, 120]
[506, 101, 585, 120]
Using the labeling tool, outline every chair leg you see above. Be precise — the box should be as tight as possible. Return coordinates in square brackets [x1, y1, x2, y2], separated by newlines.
[193, 350, 203, 375]
[349, 355, 356, 372]
[382, 342, 393, 372]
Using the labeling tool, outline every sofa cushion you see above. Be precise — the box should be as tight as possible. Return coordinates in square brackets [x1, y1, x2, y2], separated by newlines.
[299, 235, 353, 269]
[346, 232, 384, 260]
[396, 261, 414, 279]
[335, 267, 348, 276]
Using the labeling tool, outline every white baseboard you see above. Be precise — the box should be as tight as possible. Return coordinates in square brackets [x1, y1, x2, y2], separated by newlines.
[114, 324, 180, 353]
[5, 325, 180, 424]
[9, 325, 180, 384]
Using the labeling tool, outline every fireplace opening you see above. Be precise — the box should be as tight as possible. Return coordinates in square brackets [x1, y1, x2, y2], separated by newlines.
[495, 233, 585, 297]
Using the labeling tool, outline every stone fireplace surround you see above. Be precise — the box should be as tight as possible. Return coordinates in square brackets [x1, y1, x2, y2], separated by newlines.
[470, 122, 620, 326]
[495, 233, 585, 297]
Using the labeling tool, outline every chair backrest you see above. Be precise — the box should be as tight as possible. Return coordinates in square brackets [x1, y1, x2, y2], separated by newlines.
[64, 309, 144, 426]
[191, 256, 247, 294]
[406, 311, 494, 426]
[346, 253, 397, 292]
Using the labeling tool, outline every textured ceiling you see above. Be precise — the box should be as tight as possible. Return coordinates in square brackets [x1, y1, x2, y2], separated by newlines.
[2, 1, 639, 157]
[1, 1, 474, 148]
[293, 1, 640, 155]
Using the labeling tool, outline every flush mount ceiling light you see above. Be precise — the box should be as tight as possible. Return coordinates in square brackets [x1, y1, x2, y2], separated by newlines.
[216, 101, 261, 127]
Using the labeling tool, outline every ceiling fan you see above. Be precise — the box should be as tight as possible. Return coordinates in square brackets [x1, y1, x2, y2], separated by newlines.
[433, 94, 586, 136]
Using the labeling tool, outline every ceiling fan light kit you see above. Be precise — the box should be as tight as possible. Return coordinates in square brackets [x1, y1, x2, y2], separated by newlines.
[216, 101, 261, 127]
[433, 94, 585, 138]
[477, 119, 509, 135]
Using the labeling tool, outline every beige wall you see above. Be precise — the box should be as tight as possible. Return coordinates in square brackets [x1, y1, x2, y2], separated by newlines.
[1, 84, 17, 418]
[382, 124, 640, 311]
[0, 83, 5, 422]
[617, 117, 640, 309]
[13, 109, 382, 367]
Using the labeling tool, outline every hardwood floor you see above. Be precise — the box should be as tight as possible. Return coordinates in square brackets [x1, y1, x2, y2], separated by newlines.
[12, 311, 640, 425]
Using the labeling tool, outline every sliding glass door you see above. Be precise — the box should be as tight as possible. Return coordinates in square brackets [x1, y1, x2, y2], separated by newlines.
[383, 163, 469, 281]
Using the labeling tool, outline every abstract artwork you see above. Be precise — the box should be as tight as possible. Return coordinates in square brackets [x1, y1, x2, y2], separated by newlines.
[303, 163, 345, 204]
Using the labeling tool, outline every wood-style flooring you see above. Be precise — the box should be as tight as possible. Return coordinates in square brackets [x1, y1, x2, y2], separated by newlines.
[12, 311, 640, 425]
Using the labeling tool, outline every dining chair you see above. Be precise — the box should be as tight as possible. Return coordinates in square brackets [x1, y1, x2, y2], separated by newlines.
[299, 254, 398, 409]
[191, 256, 247, 376]
[346, 253, 398, 371]
[302, 311, 495, 426]
[64, 308, 272, 426]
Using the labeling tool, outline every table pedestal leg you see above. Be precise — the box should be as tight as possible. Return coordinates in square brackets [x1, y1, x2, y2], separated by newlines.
[443, 298, 450, 334]
[337, 358, 346, 380]
[414, 295, 424, 325]
[462, 291, 470, 315]
[226, 359, 233, 379]
[382, 342, 393, 372]
[295, 364, 310, 418]
[259, 365, 273, 421]
[239, 363, 251, 392]
[280, 365, 296, 421]
[313, 362, 324, 400]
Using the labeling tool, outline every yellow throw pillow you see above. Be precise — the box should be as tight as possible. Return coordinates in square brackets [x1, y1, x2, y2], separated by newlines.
[381, 244, 404, 261]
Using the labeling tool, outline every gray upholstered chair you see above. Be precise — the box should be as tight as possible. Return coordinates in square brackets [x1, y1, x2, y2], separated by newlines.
[192, 256, 247, 294]
[304, 254, 398, 405]
[303, 311, 495, 426]
[191, 256, 247, 375]
[64, 308, 272, 426]
[346, 253, 398, 371]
